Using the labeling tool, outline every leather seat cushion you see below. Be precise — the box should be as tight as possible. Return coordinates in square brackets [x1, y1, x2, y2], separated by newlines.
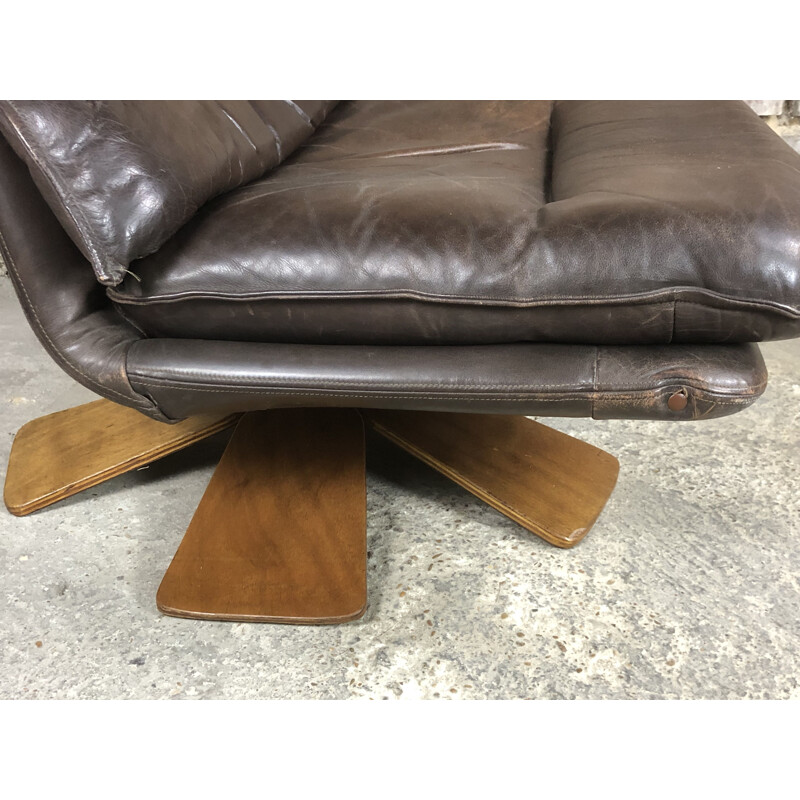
[109, 101, 800, 346]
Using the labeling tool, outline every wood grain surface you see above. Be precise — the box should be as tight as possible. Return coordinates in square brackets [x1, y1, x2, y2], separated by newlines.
[365, 410, 619, 548]
[157, 408, 367, 624]
[4, 399, 238, 516]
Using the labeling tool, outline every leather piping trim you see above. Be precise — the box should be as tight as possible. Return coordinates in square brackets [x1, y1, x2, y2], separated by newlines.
[126, 375, 765, 402]
[107, 284, 800, 319]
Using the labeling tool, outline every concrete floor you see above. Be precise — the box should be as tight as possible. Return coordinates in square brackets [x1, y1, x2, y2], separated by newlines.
[1, 277, 799, 699]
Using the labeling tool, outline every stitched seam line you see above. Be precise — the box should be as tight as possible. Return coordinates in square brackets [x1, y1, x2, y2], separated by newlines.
[128, 381, 587, 396]
[126, 376, 592, 390]
[107, 285, 800, 318]
[126, 372, 767, 394]
[127, 380, 756, 405]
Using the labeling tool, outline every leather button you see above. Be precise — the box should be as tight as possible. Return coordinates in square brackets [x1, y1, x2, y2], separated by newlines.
[668, 390, 688, 412]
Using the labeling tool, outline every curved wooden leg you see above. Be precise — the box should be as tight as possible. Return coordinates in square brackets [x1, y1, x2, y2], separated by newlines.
[157, 409, 367, 624]
[364, 410, 619, 548]
[3, 399, 238, 516]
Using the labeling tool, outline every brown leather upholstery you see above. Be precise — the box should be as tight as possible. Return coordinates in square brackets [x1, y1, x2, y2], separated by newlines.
[0, 100, 793, 424]
[0, 101, 337, 284]
[125, 339, 767, 422]
[106, 101, 800, 345]
[0, 125, 166, 419]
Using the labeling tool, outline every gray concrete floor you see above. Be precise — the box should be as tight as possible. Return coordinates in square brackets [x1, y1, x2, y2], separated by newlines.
[1, 277, 799, 699]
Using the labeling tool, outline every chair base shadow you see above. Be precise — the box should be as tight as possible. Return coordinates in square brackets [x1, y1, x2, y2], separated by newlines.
[3, 400, 619, 624]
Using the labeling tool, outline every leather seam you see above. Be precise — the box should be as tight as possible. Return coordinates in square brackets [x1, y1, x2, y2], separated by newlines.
[106, 286, 800, 318]
[125, 371, 767, 394]
[129, 385, 589, 400]
[126, 376, 594, 391]
[126, 380, 756, 404]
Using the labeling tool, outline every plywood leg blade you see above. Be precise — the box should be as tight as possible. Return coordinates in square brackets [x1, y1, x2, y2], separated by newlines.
[365, 410, 619, 548]
[4, 399, 238, 516]
[157, 409, 367, 624]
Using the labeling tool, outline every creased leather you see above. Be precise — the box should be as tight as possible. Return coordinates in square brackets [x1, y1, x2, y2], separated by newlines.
[126, 339, 766, 422]
[107, 100, 800, 346]
[0, 101, 783, 426]
[0, 135, 166, 419]
[0, 100, 338, 285]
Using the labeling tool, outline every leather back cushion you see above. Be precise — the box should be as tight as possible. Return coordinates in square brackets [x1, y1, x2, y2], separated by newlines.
[0, 100, 337, 285]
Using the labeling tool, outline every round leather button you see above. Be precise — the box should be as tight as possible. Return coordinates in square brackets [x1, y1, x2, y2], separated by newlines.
[668, 390, 688, 412]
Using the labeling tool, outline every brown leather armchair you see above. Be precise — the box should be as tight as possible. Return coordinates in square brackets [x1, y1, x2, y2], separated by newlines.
[1, 101, 797, 624]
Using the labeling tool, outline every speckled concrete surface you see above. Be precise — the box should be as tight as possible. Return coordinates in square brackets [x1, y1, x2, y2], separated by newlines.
[1, 277, 799, 699]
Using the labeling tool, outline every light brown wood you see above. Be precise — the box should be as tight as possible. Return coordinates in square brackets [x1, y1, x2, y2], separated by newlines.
[365, 410, 619, 548]
[157, 409, 367, 624]
[4, 399, 238, 516]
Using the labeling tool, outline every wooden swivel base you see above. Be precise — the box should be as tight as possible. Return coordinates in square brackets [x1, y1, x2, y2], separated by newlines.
[4, 401, 619, 624]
